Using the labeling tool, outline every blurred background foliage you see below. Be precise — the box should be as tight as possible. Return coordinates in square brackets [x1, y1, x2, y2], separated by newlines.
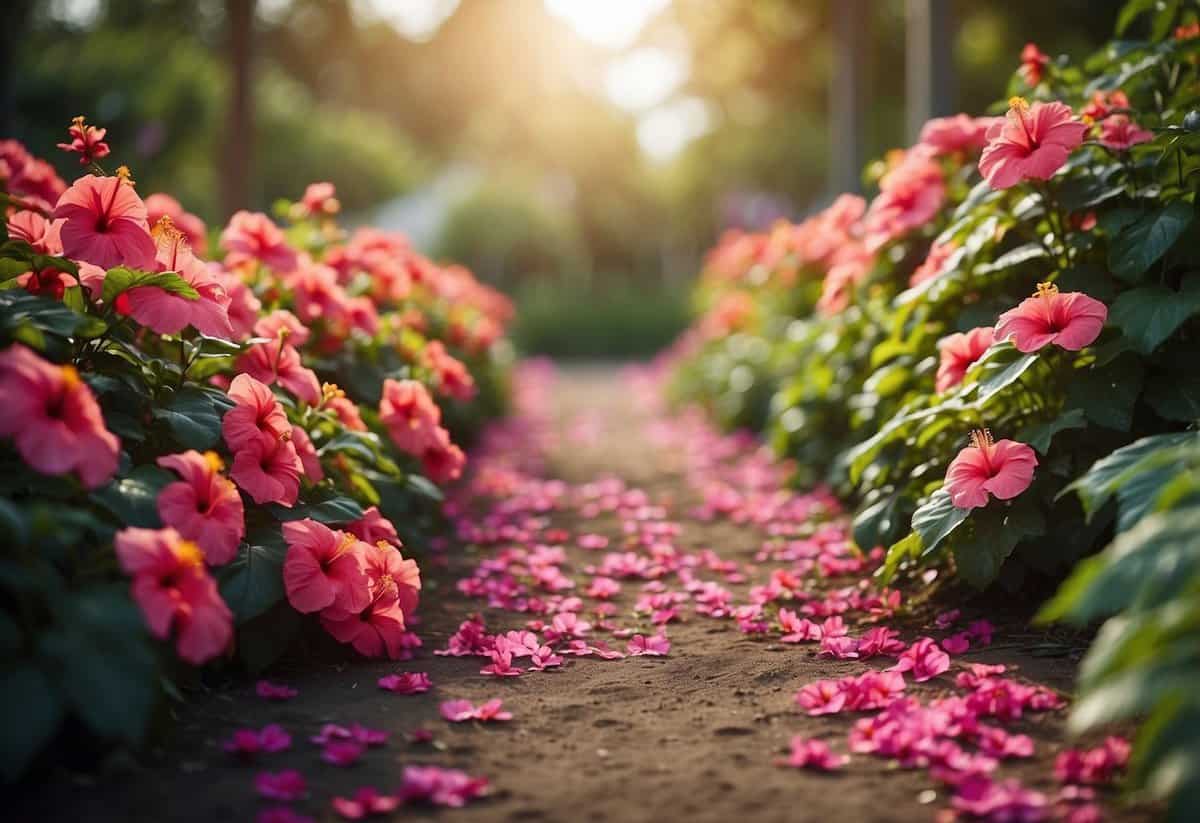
[5, 0, 1124, 356]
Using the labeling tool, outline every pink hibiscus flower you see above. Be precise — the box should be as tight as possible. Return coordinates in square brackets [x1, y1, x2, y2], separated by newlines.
[862, 150, 946, 250]
[114, 527, 233, 664]
[398, 766, 488, 808]
[424, 341, 477, 401]
[362, 540, 421, 618]
[627, 633, 670, 656]
[321, 592, 411, 659]
[229, 435, 303, 507]
[156, 450, 245, 565]
[888, 637, 951, 682]
[378, 671, 431, 694]
[290, 425, 323, 483]
[994, 282, 1107, 352]
[910, 239, 959, 287]
[347, 506, 400, 547]
[979, 98, 1087, 189]
[281, 519, 371, 614]
[1019, 43, 1050, 86]
[936, 327, 995, 393]
[0, 344, 119, 488]
[122, 216, 235, 339]
[796, 679, 847, 716]
[440, 698, 512, 723]
[420, 427, 467, 484]
[235, 340, 321, 406]
[53, 173, 156, 270]
[378, 378, 442, 455]
[255, 770, 307, 801]
[1098, 115, 1154, 151]
[298, 182, 341, 218]
[145, 192, 207, 251]
[918, 114, 998, 157]
[222, 373, 291, 452]
[331, 788, 399, 820]
[220, 210, 298, 273]
[777, 736, 849, 771]
[56, 116, 110, 165]
[944, 429, 1038, 510]
[223, 724, 291, 756]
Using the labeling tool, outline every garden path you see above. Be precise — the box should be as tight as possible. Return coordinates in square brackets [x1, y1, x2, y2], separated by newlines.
[16, 365, 1151, 823]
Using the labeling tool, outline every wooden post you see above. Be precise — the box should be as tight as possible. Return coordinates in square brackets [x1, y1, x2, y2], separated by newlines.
[905, 0, 955, 142]
[222, 0, 255, 216]
[829, 0, 869, 195]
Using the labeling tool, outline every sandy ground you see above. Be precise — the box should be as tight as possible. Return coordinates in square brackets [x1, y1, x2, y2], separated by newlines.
[12, 366, 1154, 823]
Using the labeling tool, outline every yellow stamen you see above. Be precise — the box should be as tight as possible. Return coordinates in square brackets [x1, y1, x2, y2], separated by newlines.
[1080, 113, 1095, 127]
[60, 364, 81, 389]
[969, 429, 994, 450]
[322, 382, 345, 402]
[115, 165, 136, 186]
[203, 450, 225, 472]
[376, 540, 395, 552]
[177, 539, 205, 568]
[1035, 281, 1059, 299]
[71, 115, 86, 129]
[1009, 96, 1029, 111]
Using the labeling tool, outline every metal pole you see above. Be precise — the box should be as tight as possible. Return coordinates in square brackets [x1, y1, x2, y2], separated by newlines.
[829, 0, 869, 195]
[905, 0, 955, 142]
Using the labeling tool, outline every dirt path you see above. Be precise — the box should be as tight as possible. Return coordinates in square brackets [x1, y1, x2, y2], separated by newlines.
[15, 365, 1151, 823]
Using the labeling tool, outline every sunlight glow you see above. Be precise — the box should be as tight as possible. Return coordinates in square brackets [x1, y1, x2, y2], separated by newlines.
[637, 97, 711, 163]
[604, 47, 688, 111]
[355, 0, 461, 42]
[544, 0, 670, 50]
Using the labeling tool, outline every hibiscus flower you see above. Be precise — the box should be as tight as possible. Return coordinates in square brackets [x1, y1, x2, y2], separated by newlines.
[0, 344, 119, 488]
[281, 519, 372, 614]
[378, 378, 443, 455]
[53, 173, 157, 270]
[994, 282, 1107, 352]
[156, 450, 245, 565]
[114, 527, 233, 664]
[936, 327, 995, 393]
[944, 429, 1038, 510]
[222, 373, 291, 452]
[978, 98, 1087, 189]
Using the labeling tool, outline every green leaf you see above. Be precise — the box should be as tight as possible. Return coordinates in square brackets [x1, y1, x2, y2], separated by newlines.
[972, 347, 1038, 404]
[1045, 506, 1200, 623]
[853, 491, 909, 550]
[1110, 273, 1200, 354]
[268, 494, 365, 524]
[151, 385, 232, 450]
[1146, 373, 1200, 421]
[218, 530, 287, 623]
[912, 489, 970, 557]
[1116, 0, 1156, 35]
[1108, 201, 1194, 282]
[1064, 353, 1145, 431]
[101, 266, 199, 306]
[0, 664, 63, 780]
[1065, 431, 1197, 518]
[1016, 408, 1087, 454]
[89, 464, 172, 527]
[950, 498, 1045, 588]
[38, 588, 159, 744]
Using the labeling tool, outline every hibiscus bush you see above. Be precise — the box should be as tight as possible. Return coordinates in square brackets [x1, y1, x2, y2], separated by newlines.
[667, 0, 1200, 816]
[0, 125, 513, 780]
